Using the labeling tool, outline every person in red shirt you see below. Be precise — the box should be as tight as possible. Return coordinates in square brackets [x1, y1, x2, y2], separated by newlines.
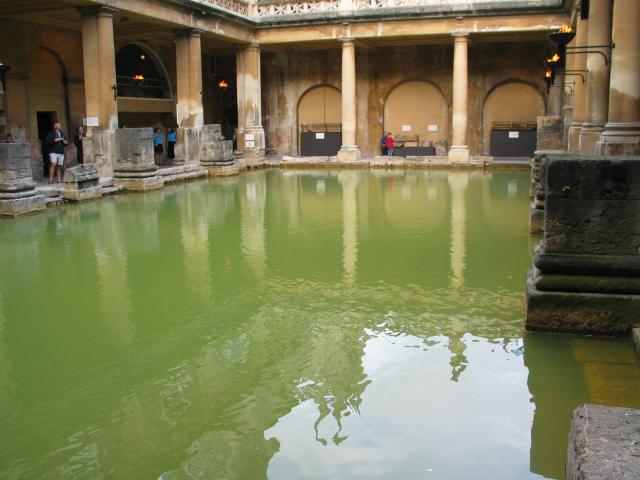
[385, 132, 395, 157]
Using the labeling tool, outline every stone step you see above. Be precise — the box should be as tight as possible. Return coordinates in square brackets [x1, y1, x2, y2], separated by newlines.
[157, 165, 186, 176]
[36, 185, 64, 198]
[162, 169, 208, 185]
[99, 177, 114, 188]
[102, 185, 124, 196]
[45, 197, 64, 207]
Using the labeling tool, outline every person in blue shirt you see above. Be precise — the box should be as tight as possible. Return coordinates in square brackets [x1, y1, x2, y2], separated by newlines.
[167, 127, 177, 160]
[153, 127, 164, 165]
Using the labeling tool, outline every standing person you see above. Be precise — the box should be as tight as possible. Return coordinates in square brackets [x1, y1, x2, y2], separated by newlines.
[380, 132, 388, 155]
[167, 127, 177, 161]
[385, 132, 395, 157]
[74, 126, 85, 164]
[45, 121, 68, 184]
[153, 127, 165, 165]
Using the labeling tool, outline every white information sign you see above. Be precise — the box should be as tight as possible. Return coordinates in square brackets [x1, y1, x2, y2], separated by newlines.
[84, 117, 99, 127]
[428, 124, 438, 132]
[315, 132, 325, 140]
[245, 140, 255, 149]
[401, 124, 412, 132]
[508, 131, 520, 139]
[245, 133, 255, 141]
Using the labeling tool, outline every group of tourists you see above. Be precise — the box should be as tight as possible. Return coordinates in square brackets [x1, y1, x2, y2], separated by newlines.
[380, 132, 395, 156]
[153, 127, 177, 165]
[38, 121, 179, 185]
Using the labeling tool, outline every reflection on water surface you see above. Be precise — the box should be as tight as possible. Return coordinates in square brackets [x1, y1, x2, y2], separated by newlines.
[0, 169, 639, 480]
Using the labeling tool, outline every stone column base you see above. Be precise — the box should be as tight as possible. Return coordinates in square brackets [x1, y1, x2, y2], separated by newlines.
[337, 145, 362, 163]
[0, 193, 46, 217]
[525, 270, 640, 336]
[567, 124, 582, 153]
[447, 145, 469, 163]
[579, 126, 604, 155]
[597, 124, 640, 156]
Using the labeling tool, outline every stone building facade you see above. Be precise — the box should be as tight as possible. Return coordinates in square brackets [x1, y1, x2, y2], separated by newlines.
[0, 0, 637, 175]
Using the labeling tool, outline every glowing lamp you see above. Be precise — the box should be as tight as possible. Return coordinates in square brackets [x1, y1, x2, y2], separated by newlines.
[217, 80, 229, 88]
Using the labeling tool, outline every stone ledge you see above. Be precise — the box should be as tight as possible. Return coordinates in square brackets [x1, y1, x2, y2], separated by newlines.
[525, 270, 640, 336]
[567, 404, 640, 480]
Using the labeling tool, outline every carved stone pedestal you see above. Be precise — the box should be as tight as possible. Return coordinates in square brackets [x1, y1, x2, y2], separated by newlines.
[528, 150, 564, 233]
[199, 124, 237, 176]
[63, 164, 102, 202]
[113, 128, 163, 191]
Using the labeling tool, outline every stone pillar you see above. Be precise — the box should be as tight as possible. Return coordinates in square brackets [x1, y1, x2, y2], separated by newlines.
[80, 7, 118, 132]
[175, 30, 204, 165]
[337, 38, 361, 162]
[597, 0, 640, 156]
[236, 43, 265, 162]
[568, 12, 588, 152]
[80, 6, 118, 177]
[0, 143, 45, 217]
[175, 30, 204, 128]
[448, 33, 469, 163]
[579, 0, 613, 155]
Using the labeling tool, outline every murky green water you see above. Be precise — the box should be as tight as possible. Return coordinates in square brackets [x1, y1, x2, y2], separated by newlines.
[1, 169, 639, 480]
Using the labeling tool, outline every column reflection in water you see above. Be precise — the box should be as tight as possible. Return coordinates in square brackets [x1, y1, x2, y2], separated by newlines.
[179, 184, 212, 304]
[240, 172, 267, 280]
[338, 170, 360, 284]
[448, 170, 468, 289]
[89, 200, 133, 346]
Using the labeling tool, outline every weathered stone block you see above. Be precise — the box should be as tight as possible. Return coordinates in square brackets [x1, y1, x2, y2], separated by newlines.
[0, 142, 36, 192]
[529, 207, 544, 233]
[567, 404, 640, 480]
[0, 143, 46, 217]
[536, 115, 563, 151]
[63, 164, 102, 202]
[525, 270, 640, 335]
[544, 157, 640, 255]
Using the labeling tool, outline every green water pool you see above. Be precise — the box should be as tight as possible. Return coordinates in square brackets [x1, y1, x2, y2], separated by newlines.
[1, 168, 639, 479]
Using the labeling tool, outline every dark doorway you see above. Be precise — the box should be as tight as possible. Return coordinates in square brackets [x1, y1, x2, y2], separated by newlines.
[490, 129, 537, 158]
[37, 111, 56, 176]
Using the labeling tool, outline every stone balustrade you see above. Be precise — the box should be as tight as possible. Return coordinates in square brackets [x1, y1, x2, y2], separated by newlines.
[187, 0, 561, 20]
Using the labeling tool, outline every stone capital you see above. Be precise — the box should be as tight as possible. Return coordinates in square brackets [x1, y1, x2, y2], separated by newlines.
[77, 5, 118, 18]
[173, 28, 204, 39]
[451, 31, 469, 39]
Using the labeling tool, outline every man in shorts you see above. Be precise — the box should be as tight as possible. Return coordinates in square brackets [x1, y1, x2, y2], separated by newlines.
[45, 121, 68, 184]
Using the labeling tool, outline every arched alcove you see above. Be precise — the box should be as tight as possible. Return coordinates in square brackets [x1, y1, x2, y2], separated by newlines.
[383, 80, 448, 149]
[297, 85, 341, 156]
[482, 81, 545, 156]
[116, 43, 172, 99]
[28, 48, 69, 133]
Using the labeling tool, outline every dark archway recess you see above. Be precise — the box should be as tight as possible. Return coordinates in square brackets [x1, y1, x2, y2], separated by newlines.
[116, 44, 171, 99]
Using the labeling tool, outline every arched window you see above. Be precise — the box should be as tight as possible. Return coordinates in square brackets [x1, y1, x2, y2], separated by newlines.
[116, 44, 171, 99]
